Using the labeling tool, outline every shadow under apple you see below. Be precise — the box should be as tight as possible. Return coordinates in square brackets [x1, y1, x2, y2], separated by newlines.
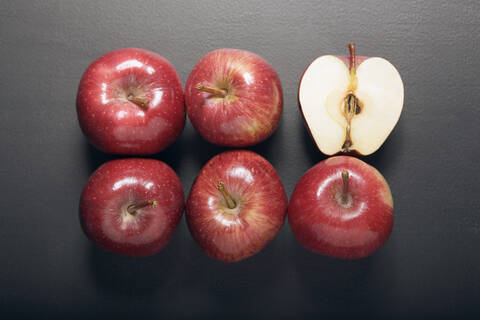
[290, 240, 372, 314]
[179, 226, 288, 315]
[183, 129, 228, 169]
[149, 130, 189, 173]
[248, 118, 284, 167]
[84, 143, 119, 175]
[84, 134, 186, 177]
[86, 222, 187, 298]
[363, 121, 404, 176]
[287, 227, 397, 316]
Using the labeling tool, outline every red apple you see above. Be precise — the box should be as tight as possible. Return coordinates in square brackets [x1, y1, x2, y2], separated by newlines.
[186, 150, 287, 262]
[184, 48, 283, 147]
[288, 156, 393, 259]
[80, 158, 184, 257]
[77, 48, 185, 155]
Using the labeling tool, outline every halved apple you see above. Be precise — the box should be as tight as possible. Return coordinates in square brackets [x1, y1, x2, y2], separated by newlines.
[299, 44, 404, 156]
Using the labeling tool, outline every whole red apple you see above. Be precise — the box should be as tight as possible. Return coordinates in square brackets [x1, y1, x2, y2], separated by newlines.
[77, 48, 185, 155]
[184, 48, 283, 147]
[186, 150, 287, 262]
[288, 156, 393, 259]
[80, 158, 184, 257]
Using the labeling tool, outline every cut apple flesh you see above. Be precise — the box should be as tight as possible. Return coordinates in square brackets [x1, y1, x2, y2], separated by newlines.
[299, 55, 404, 155]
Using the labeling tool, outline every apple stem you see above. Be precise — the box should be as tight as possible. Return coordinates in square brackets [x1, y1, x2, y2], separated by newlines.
[341, 170, 350, 205]
[347, 43, 358, 92]
[127, 94, 149, 109]
[348, 43, 356, 72]
[126, 200, 158, 215]
[217, 182, 236, 209]
[195, 83, 226, 98]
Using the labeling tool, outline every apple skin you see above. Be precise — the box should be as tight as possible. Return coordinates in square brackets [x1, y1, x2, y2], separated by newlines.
[186, 150, 288, 262]
[77, 48, 185, 155]
[298, 54, 368, 156]
[79, 158, 184, 257]
[288, 156, 393, 259]
[185, 49, 283, 147]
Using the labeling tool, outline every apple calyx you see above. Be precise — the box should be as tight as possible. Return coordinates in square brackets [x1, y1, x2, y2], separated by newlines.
[127, 93, 149, 109]
[195, 83, 227, 98]
[217, 181, 236, 209]
[126, 200, 158, 215]
[342, 43, 362, 152]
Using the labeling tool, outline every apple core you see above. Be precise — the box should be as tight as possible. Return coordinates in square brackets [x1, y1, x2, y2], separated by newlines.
[342, 43, 362, 152]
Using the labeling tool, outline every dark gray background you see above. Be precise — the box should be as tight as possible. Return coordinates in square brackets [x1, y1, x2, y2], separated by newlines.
[1, 0, 479, 318]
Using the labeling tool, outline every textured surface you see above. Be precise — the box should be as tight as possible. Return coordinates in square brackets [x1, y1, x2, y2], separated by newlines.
[0, 0, 479, 318]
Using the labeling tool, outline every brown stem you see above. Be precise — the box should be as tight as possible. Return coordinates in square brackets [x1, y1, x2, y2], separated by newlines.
[127, 94, 149, 109]
[127, 200, 158, 215]
[195, 83, 226, 98]
[217, 182, 236, 209]
[348, 43, 356, 71]
[341, 170, 350, 205]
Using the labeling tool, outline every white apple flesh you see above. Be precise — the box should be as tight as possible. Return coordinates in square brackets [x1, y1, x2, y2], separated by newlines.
[299, 44, 404, 156]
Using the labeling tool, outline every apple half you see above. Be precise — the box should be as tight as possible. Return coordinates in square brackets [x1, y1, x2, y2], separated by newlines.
[299, 43, 404, 156]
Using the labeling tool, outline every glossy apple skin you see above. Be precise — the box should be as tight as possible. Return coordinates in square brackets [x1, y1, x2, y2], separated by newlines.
[288, 156, 393, 259]
[77, 48, 185, 155]
[185, 49, 283, 147]
[80, 158, 184, 257]
[186, 150, 287, 262]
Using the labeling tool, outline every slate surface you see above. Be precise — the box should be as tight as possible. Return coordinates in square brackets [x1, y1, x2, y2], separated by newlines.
[1, 1, 479, 318]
